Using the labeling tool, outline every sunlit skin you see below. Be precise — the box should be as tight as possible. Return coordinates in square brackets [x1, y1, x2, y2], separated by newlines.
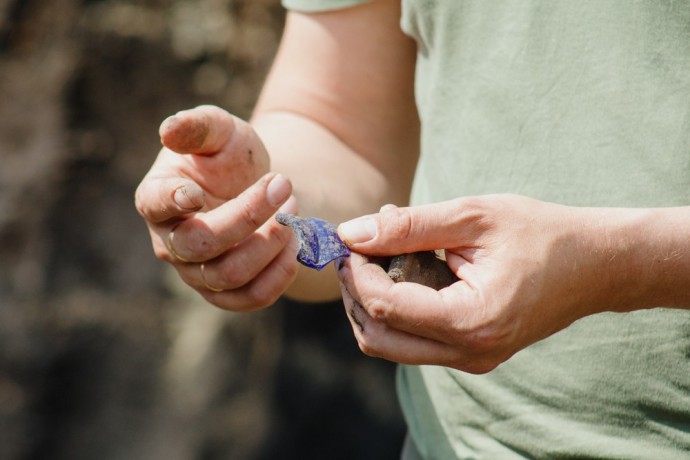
[135, 0, 690, 372]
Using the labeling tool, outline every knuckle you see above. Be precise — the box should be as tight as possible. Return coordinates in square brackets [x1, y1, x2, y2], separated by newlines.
[456, 195, 489, 217]
[153, 244, 171, 261]
[458, 194, 486, 211]
[236, 199, 263, 231]
[134, 186, 146, 218]
[383, 207, 415, 242]
[203, 291, 263, 313]
[152, 236, 176, 262]
[461, 329, 502, 354]
[218, 263, 251, 289]
[221, 300, 257, 313]
[356, 337, 380, 358]
[246, 283, 281, 310]
[454, 358, 500, 375]
[134, 182, 159, 220]
[352, 322, 384, 359]
[175, 268, 202, 292]
[367, 297, 390, 322]
[201, 293, 234, 312]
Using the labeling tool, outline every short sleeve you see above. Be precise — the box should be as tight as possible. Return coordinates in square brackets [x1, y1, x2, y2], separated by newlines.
[282, 0, 370, 12]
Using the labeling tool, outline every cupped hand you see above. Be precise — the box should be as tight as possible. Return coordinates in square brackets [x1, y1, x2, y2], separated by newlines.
[336, 195, 618, 374]
[135, 105, 299, 311]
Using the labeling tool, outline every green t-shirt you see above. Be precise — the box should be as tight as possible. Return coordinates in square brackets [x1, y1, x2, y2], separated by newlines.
[283, 1, 690, 458]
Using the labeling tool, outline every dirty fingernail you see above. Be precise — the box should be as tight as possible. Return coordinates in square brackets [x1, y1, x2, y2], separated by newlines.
[338, 218, 377, 246]
[336, 257, 347, 272]
[174, 185, 204, 210]
[267, 174, 291, 207]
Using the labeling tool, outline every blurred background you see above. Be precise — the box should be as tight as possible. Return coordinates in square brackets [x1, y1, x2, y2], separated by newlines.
[0, 1, 406, 458]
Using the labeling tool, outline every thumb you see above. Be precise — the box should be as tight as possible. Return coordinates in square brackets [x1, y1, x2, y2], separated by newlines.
[337, 200, 468, 256]
[159, 105, 270, 199]
[160, 105, 237, 155]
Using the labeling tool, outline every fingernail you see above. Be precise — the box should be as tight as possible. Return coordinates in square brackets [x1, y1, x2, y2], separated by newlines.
[267, 174, 291, 207]
[338, 218, 377, 246]
[174, 185, 204, 210]
[336, 257, 346, 272]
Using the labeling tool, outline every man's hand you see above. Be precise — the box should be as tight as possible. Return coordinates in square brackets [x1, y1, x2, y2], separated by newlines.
[336, 195, 660, 374]
[135, 105, 299, 311]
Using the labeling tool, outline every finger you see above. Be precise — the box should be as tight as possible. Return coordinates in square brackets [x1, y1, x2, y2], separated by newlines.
[158, 105, 270, 199]
[379, 203, 398, 213]
[339, 252, 478, 344]
[445, 251, 481, 287]
[340, 284, 473, 369]
[177, 215, 295, 291]
[135, 175, 205, 224]
[337, 198, 487, 255]
[160, 105, 238, 155]
[201, 239, 299, 312]
[161, 172, 293, 262]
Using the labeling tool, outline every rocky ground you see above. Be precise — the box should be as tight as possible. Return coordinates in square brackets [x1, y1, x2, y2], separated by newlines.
[0, 1, 405, 458]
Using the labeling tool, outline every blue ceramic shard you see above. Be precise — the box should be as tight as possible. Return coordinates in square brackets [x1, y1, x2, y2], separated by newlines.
[275, 213, 350, 270]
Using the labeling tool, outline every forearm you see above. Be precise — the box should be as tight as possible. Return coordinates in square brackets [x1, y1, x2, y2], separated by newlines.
[252, 112, 411, 224]
[576, 205, 690, 314]
[246, 4, 418, 301]
[251, 111, 415, 301]
[619, 207, 690, 310]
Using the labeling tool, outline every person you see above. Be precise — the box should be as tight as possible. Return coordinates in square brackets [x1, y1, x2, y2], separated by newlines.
[135, 1, 690, 458]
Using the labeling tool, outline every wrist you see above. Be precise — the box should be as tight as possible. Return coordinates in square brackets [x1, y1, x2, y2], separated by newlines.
[583, 207, 690, 313]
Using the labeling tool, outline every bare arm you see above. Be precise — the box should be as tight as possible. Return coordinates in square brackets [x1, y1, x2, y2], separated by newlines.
[335, 196, 690, 373]
[252, 2, 419, 300]
[134, 1, 419, 308]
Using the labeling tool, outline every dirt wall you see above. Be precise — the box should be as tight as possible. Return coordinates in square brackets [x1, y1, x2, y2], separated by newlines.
[0, 1, 405, 458]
